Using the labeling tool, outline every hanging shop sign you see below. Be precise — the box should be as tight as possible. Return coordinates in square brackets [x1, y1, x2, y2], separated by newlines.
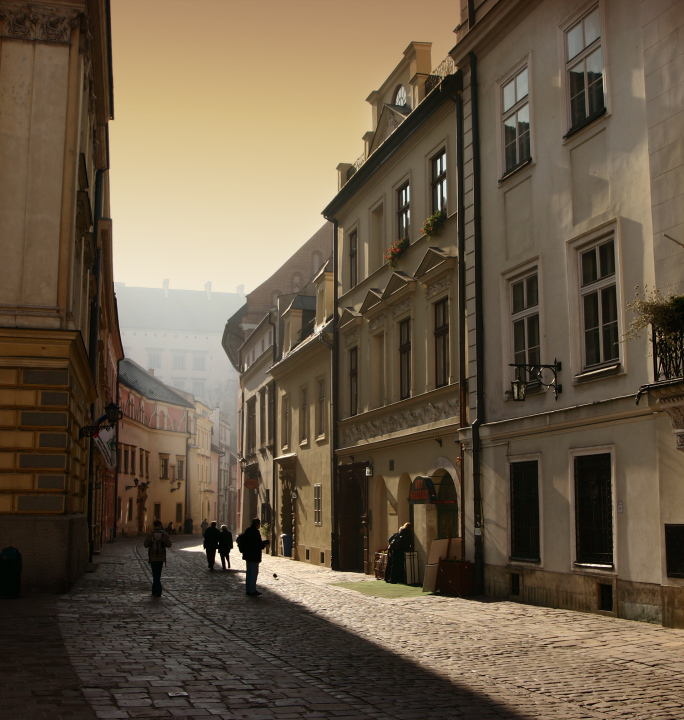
[244, 475, 259, 490]
[409, 476, 437, 504]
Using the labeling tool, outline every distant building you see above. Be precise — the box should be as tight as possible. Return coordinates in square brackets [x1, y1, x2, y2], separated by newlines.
[115, 281, 245, 450]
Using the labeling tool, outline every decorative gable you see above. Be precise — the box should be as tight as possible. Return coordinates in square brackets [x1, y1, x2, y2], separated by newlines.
[414, 248, 457, 293]
[381, 271, 416, 302]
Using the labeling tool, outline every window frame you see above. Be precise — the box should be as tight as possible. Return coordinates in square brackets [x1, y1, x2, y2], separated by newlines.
[571, 448, 615, 569]
[434, 297, 450, 388]
[281, 395, 290, 451]
[399, 318, 412, 400]
[348, 229, 358, 289]
[299, 386, 309, 445]
[397, 180, 410, 241]
[314, 484, 322, 526]
[259, 388, 266, 447]
[499, 61, 532, 177]
[431, 148, 447, 214]
[246, 396, 257, 455]
[159, 454, 169, 480]
[510, 270, 541, 370]
[349, 347, 358, 417]
[316, 377, 326, 439]
[509, 459, 541, 563]
[560, 2, 608, 138]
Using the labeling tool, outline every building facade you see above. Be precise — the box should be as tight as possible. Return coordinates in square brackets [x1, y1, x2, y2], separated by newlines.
[450, 0, 684, 627]
[0, 0, 121, 591]
[323, 42, 464, 575]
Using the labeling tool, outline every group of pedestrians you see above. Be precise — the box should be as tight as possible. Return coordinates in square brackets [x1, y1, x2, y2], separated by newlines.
[143, 517, 269, 597]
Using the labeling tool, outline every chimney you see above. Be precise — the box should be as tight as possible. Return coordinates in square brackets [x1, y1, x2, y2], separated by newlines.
[205, 281, 212, 299]
[148, 369, 155, 376]
[237, 284, 245, 297]
[163, 279, 169, 297]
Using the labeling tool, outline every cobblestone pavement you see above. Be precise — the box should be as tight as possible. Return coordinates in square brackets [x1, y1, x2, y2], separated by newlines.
[3, 536, 684, 720]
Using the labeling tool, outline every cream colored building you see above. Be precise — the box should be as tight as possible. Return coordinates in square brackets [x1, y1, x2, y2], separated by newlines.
[117, 360, 191, 536]
[270, 263, 334, 566]
[0, 0, 121, 591]
[450, 0, 684, 627]
[323, 43, 464, 574]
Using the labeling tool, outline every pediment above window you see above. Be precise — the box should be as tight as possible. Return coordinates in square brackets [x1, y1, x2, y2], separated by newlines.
[381, 271, 416, 303]
[415, 247, 457, 285]
[360, 288, 383, 314]
[338, 306, 362, 331]
[368, 104, 411, 155]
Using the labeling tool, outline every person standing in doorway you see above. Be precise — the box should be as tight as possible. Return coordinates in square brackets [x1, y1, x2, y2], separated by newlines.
[203, 520, 221, 570]
[144, 520, 172, 597]
[218, 525, 233, 569]
[241, 518, 269, 595]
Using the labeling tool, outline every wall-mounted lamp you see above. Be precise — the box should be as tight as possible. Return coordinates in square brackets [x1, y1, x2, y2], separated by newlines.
[509, 360, 562, 401]
[126, 478, 150, 492]
[291, 488, 298, 500]
[170, 481, 182, 492]
[79, 401, 124, 439]
[365, 465, 373, 477]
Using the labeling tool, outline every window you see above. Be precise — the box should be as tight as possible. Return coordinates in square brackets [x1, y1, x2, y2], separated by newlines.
[192, 380, 206, 397]
[126, 498, 133, 522]
[123, 446, 129, 474]
[145, 451, 149, 478]
[268, 383, 275, 445]
[130, 446, 135, 474]
[564, 5, 605, 133]
[349, 230, 358, 289]
[176, 503, 183, 524]
[147, 350, 161, 369]
[282, 396, 290, 449]
[172, 353, 186, 370]
[314, 484, 322, 525]
[154, 503, 161, 521]
[431, 149, 447, 212]
[574, 453, 613, 566]
[317, 378, 326, 437]
[160, 455, 169, 479]
[193, 354, 206, 371]
[300, 387, 309, 443]
[259, 389, 266, 446]
[502, 65, 530, 173]
[397, 181, 410, 240]
[510, 461, 540, 561]
[139, 449, 144, 474]
[511, 273, 540, 367]
[434, 298, 449, 388]
[580, 238, 618, 368]
[177, 457, 185, 481]
[399, 318, 411, 400]
[247, 397, 257, 454]
[349, 347, 358, 416]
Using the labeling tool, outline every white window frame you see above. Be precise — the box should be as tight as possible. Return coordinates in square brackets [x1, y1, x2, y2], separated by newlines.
[497, 57, 533, 178]
[500, 258, 544, 400]
[394, 174, 411, 242]
[568, 444, 617, 575]
[314, 484, 322, 526]
[510, 270, 541, 368]
[559, 1, 609, 139]
[299, 385, 309, 446]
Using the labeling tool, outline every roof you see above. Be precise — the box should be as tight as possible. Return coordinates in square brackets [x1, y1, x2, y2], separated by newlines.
[119, 359, 194, 408]
[114, 283, 245, 333]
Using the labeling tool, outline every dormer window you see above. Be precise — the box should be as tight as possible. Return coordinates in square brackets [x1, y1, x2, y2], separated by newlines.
[394, 85, 407, 106]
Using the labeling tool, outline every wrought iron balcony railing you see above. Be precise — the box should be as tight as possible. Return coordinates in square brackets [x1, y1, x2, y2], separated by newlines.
[653, 326, 684, 381]
[425, 56, 457, 95]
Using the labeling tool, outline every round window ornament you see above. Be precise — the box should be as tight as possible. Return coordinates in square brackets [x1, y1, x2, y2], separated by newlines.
[395, 86, 407, 106]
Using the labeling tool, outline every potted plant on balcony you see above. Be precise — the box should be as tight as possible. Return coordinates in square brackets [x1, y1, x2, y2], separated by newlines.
[627, 287, 684, 380]
[385, 237, 410, 268]
[422, 207, 447, 238]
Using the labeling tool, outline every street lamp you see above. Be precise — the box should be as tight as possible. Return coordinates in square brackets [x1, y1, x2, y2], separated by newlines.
[79, 401, 124, 439]
[509, 360, 562, 401]
[170, 481, 182, 492]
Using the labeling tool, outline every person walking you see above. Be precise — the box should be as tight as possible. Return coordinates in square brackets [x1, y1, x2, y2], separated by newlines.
[218, 525, 233, 569]
[144, 520, 172, 597]
[241, 518, 269, 595]
[201, 518, 209, 534]
[203, 520, 221, 570]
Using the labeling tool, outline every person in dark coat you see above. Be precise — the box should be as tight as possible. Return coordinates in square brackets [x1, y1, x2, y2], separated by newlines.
[384, 522, 413, 584]
[143, 520, 172, 596]
[218, 525, 233, 569]
[241, 518, 269, 595]
[203, 520, 221, 570]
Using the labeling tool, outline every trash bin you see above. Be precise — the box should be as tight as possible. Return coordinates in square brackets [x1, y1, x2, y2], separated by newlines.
[0, 546, 22, 598]
[280, 533, 293, 557]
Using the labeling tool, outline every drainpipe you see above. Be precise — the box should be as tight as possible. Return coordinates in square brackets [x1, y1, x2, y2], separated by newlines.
[268, 311, 277, 552]
[329, 219, 340, 569]
[469, 52, 485, 595]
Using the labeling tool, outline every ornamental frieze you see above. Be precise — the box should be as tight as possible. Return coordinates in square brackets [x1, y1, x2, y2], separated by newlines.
[343, 329, 359, 348]
[426, 275, 451, 299]
[391, 298, 412, 318]
[368, 314, 386, 333]
[340, 396, 459, 445]
[0, 5, 80, 43]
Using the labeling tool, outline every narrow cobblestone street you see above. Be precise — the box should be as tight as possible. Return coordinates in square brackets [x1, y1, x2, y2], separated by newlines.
[3, 536, 684, 720]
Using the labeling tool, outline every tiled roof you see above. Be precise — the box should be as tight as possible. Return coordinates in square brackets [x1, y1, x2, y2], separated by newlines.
[119, 359, 194, 408]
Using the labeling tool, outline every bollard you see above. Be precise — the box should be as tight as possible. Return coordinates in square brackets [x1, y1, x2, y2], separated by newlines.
[0, 546, 22, 598]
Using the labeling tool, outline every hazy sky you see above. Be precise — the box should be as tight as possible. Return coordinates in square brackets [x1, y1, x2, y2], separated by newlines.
[109, 0, 457, 295]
